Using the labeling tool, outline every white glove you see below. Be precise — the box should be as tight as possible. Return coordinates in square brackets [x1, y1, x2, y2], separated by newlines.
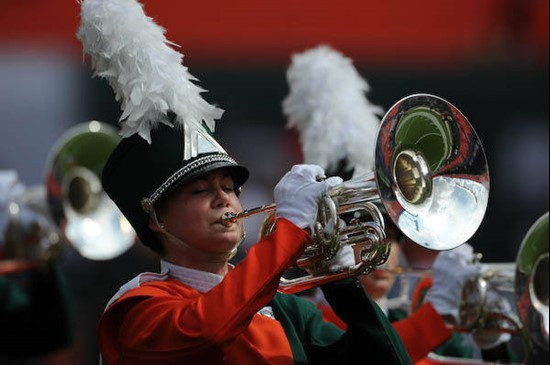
[327, 244, 356, 273]
[274, 165, 343, 229]
[424, 243, 482, 322]
[472, 281, 513, 349]
[0, 170, 25, 207]
[0, 170, 26, 237]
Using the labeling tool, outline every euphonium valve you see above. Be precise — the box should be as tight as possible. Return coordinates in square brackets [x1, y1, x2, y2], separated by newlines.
[446, 212, 548, 363]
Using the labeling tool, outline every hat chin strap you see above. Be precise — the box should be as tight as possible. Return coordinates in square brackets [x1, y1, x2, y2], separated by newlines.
[150, 207, 244, 264]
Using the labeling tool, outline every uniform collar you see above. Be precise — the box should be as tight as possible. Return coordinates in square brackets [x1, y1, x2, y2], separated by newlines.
[160, 259, 232, 293]
[375, 296, 388, 316]
[159, 259, 275, 320]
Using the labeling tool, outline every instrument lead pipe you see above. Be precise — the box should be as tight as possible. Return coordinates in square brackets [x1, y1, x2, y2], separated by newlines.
[222, 203, 277, 226]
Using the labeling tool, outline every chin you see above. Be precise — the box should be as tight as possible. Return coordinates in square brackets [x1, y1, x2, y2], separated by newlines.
[363, 281, 391, 299]
[213, 234, 241, 251]
[374, 287, 391, 299]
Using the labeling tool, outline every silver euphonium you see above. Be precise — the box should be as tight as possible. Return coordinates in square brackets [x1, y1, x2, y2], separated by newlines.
[428, 212, 548, 364]
[223, 94, 490, 294]
[515, 212, 549, 353]
[0, 121, 136, 274]
[45, 121, 136, 260]
[0, 186, 62, 274]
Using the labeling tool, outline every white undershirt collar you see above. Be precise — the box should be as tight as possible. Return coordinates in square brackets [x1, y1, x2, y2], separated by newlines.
[160, 259, 275, 319]
[375, 296, 389, 316]
[160, 259, 230, 293]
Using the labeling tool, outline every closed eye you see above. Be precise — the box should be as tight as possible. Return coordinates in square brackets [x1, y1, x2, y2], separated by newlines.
[191, 189, 208, 194]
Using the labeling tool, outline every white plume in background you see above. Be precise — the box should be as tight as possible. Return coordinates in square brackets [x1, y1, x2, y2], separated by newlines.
[77, 0, 223, 143]
[282, 45, 383, 177]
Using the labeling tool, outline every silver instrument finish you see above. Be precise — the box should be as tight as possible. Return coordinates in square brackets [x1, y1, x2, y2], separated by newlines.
[375, 94, 489, 250]
[223, 94, 490, 294]
[456, 212, 548, 361]
[46, 121, 136, 260]
[515, 212, 549, 351]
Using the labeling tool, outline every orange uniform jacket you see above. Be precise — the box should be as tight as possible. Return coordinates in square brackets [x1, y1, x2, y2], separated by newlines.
[97, 218, 411, 364]
[392, 303, 452, 363]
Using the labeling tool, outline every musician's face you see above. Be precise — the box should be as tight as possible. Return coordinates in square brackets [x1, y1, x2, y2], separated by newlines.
[157, 169, 244, 256]
[359, 241, 401, 300]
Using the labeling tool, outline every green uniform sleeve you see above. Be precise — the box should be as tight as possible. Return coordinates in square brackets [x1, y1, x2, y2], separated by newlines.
[0, 261, 75, 357]
[319, 278, 411, 364]
[272, 278, 411, 364]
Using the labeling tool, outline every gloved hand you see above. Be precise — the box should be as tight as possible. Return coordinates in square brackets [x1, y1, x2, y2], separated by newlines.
[0, 170, 26, 237]
[0, 170, 25, 207]
[472, 280, 513, 349]
[424, 243, 482, 323]
[274, 164, 343, 229]
[327, 244, 356, 273]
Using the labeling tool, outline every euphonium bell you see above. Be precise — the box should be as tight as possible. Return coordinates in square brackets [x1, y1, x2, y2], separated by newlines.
[224, 94, 490, 294]
[375, 94, 489, 250]
[45, 121, 136, 260]
[515, 212, 549, 351]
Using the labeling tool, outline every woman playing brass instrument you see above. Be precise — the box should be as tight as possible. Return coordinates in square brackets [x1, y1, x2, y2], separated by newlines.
[78, 1, 411, 364]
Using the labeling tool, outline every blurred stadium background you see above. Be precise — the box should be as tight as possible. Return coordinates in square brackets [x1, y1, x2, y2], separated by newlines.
[1, 1, 548, 364]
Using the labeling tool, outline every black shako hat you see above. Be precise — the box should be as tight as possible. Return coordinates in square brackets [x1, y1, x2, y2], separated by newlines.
[102, 123, 248, 252]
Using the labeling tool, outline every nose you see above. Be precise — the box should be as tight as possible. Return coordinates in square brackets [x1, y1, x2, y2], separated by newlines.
[213, 187, 231, 208]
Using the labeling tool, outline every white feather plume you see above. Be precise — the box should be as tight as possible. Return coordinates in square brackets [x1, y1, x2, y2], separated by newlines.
[282, 45, 383, 177]
[77, 0, 223, 143]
